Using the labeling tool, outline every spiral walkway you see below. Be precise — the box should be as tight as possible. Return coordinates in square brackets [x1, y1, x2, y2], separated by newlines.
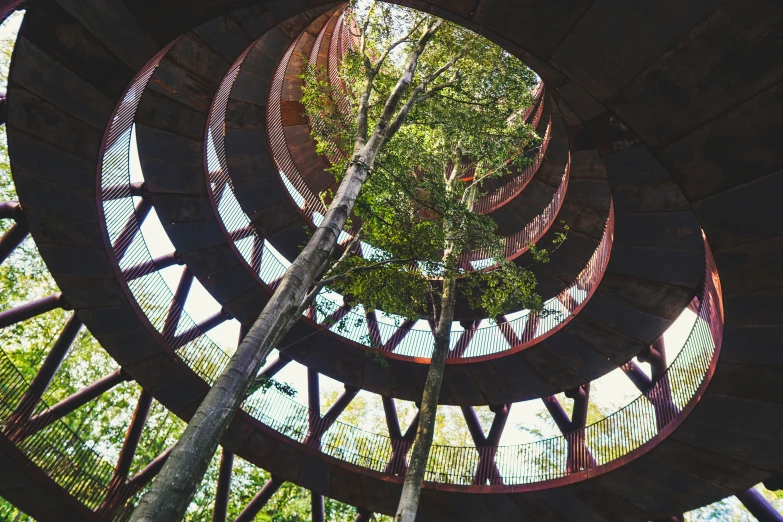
[1, 0, 782, 521]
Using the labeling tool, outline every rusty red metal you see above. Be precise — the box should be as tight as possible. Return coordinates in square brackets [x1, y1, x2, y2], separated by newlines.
[212, 450, 234, 522]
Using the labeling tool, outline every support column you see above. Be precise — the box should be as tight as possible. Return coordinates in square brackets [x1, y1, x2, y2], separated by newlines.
[4, 314, 82, 437]
[383, 397, 419, 475]
[461, 404, 509, 485]
[0, 221, 29, 265]
[251, 235, 264, 274]
[101, 444, 175, 515]
[258, 355, 291, 379]
[0, 293, 65, 329]
[22, 368, 130, 437]
[161, 268, 194, 341]
[171, 309, 230, 349]
[113, 196, 153, 261]
[622, 337, 677, 431]
[497, 315, 521, 349]
[563, 385, 594, 472]
[126, 445, 174, 490]
[308, 369, 321, 431]
[541, 384, 595, 474]
[737, 488, 783, 522]
[311, 492, 325, 522]
[235, 476, 284, 522]
[212, 450, 234, 522]
[354, 510, 373, 522]
[124, 252, 182, 281]
[99, 390, 154, 518]
[0, 201, 22, 220]
[380, 319, 415, 353]
[449, 320, 480, 358]
[304, 373, 359, 449]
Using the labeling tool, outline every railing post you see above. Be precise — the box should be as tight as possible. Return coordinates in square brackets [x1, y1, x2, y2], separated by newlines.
[4, 313, 82, 438]
[213, 449, 234, 522]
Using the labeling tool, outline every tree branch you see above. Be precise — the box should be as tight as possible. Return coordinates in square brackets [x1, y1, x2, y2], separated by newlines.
[315, 256, 419, 288]
[372, 18, 425, 76]
[283, 230, 364, 334]
[384, 54, 463, 140]
[365, 18, 444, 153]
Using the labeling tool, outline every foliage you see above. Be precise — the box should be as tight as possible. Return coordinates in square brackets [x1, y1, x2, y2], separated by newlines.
[301, 2, 550, 325]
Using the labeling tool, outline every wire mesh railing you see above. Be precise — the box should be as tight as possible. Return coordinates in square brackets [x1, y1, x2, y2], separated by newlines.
[472, 91, 548, 215]
[0, 348, 118, 510]
[457, 149, 567, 269]
[238, 243, 720, 485]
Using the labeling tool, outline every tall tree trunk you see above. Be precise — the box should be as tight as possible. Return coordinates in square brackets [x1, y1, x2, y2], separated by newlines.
[129, 160, 371, 522]
[394, 273, 456, 522]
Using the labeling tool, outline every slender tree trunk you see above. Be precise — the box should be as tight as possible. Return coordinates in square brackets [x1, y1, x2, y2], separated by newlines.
[129, 16, 447, 522]
[394, 273, 456, 522]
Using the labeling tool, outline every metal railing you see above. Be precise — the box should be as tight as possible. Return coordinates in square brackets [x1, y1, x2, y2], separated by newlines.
[457, 149, 566, 270]
[0, 0, 23, 24]
[472, 89, 548, 215]
[91, 27, 718, 492]
[0, 348, 118, 510]
[240, 243, 720, 485]
[306, 201, 612, 361]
